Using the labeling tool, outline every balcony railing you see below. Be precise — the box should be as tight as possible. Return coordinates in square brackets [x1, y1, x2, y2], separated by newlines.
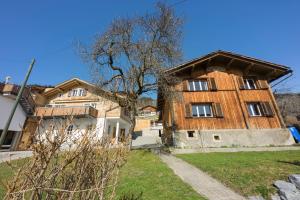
[35, 106, 98, 118]
[0, 83, 35, 115]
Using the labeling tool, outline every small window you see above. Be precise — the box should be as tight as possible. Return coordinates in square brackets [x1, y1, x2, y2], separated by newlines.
[58, 93, 64, 97]
[78, 88, 85, 96]
[243, 79, 257, 90]
[187, 131, 195, 138]
[159, 130, 162, 137]
[67, 125, 73, 134]
[192, 104, 213, 117]
[70, 88, 86, 97]
[213, 135, 220, 141]
[188, 80, 208, 91]
[247, 103, 262, 116]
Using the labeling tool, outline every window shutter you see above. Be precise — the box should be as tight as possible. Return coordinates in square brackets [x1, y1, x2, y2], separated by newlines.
[185, 104, 191, 118]
[209, 78, 217, 91]
[258, 80, 269, 89]
[82, 89, 87, 96]
[213, 103, 224, 118]
[237, 77, 245, 89]
[261, 102, 274, 117]
[182, 80, 189, 91]
[68, 90, 72, 97]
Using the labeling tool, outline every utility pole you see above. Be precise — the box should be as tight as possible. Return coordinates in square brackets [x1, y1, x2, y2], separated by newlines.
[0, 59, 35, 149]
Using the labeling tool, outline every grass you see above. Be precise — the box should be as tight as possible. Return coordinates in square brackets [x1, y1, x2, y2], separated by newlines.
[176, 150, 300, 199]
[116, 150, 204, 200]
[0, 150, 204, 200]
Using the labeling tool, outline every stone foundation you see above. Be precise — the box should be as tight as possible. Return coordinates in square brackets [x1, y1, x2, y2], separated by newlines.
[174, 128, 295, 148]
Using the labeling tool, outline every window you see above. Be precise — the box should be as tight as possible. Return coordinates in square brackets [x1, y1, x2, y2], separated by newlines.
[69, 88, 86, 97]
[188, 80, 208, 91]
[247, 103, 262, 116]
[66, 125, 73, 134]
[187, 131, 195, 138]
[213, 135, 220, 141]
[243, 79, 257, 90]
[192, 104, 213, 117]
[58, 93, 63, 97]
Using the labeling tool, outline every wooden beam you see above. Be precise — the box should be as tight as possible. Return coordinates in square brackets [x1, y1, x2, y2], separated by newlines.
[265, 69, 277, 78]
[243, 63, 254, 75]
[225, 58, 235, 69]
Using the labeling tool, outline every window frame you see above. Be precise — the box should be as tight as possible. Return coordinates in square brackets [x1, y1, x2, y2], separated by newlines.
[247, 102, 263, 117]
[66, 125, 73, 134]
[188, 79, 209, 91]
[191, 103, 213, 118]
[243, 78, 257, 90]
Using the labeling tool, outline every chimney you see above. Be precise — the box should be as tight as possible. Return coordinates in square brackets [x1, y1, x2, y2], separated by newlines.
[5, 76, 11, 84]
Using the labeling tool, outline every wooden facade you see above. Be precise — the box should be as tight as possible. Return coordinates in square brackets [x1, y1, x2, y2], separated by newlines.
[159, 51, 292, 136]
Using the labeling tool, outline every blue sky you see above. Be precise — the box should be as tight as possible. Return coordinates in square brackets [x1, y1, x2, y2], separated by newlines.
[0, 0, 299, 92]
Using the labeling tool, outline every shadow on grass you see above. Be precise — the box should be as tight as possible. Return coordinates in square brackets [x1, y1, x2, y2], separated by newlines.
[277, 160, 300, 166]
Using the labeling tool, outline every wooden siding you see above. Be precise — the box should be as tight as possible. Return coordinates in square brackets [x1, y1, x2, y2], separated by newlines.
[165, 70, 284, 130]
[35, 106, 98, 118]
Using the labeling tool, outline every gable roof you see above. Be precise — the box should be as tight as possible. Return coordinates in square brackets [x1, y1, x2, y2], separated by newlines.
[166, 50, 292, 82]
[139, 105, 157, 111]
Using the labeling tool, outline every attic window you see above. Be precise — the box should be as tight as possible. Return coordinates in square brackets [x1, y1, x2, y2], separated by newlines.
[68, 88, 87, 97]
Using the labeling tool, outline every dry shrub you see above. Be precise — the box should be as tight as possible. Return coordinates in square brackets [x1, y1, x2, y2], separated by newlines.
[5, 117, 130, 200]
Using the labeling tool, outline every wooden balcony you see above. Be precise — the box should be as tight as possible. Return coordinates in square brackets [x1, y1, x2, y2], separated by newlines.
[35, 106, 98, 118]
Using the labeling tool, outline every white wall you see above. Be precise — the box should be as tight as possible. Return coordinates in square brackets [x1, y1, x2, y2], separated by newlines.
[38, 117, 105, 149]
[0, 95, 27, 131]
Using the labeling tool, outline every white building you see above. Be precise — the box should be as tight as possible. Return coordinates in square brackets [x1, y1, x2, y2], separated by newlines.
[0, 83, 34, 150]
[32, 78, 131, 146]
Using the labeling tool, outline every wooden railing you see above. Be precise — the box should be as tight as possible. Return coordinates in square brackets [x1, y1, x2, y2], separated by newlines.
[1, 83, 35, 114]
[35, 106, 98, 118]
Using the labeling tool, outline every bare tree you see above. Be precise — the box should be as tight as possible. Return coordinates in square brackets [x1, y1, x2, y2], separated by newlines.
[4, 117, 130, 200]
[80, 2, 183, 134]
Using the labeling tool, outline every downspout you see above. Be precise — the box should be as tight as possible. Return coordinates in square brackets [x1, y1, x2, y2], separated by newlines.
[270, 70, 293, 88]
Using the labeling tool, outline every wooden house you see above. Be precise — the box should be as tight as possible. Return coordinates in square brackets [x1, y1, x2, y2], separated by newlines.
[19, 78, 131, 149]
[158, 50, 295, 148]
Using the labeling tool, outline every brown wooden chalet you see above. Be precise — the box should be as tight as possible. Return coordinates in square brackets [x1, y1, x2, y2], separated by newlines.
[158, 50, 295, 148]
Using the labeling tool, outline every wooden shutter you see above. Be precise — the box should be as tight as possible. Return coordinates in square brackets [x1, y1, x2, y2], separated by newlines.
[258, 80, 269, 89]
[213, 103, 224, 118]
[260, 102, 274, 117]
[237, 77, 245, 89]
[182, 80, 189, 91]
[185, 104, 191, 118]
[209, 78, 217, 91]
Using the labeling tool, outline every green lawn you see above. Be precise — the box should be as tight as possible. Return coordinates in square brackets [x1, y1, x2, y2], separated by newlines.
[116, 150, 204, 200]
[0, 150, 204, 200]
[177, 150, 300, 199]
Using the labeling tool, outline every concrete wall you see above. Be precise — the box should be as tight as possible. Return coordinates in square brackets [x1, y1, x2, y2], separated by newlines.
[0, 95, 26, 131]
[174, 128, 295, 148]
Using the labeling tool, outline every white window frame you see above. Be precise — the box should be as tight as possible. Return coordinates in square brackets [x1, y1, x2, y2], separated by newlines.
[247, 103, 262, 116]
[244, 79, 256, 90]
[70, 88, 86, 97]
[188, 80, 208, 91]
[192, 104, 213, 117]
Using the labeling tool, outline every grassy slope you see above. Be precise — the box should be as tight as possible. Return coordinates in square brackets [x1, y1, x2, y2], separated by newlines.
[177, 150, 300, 199]
[0, 151, 204, 200]
[116, 150, 204, 200]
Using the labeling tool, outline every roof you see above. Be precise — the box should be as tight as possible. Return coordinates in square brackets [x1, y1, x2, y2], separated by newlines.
[166, 50, 292, 82]
[139, 105, 157, 110]
[42, 78, 96, 97]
